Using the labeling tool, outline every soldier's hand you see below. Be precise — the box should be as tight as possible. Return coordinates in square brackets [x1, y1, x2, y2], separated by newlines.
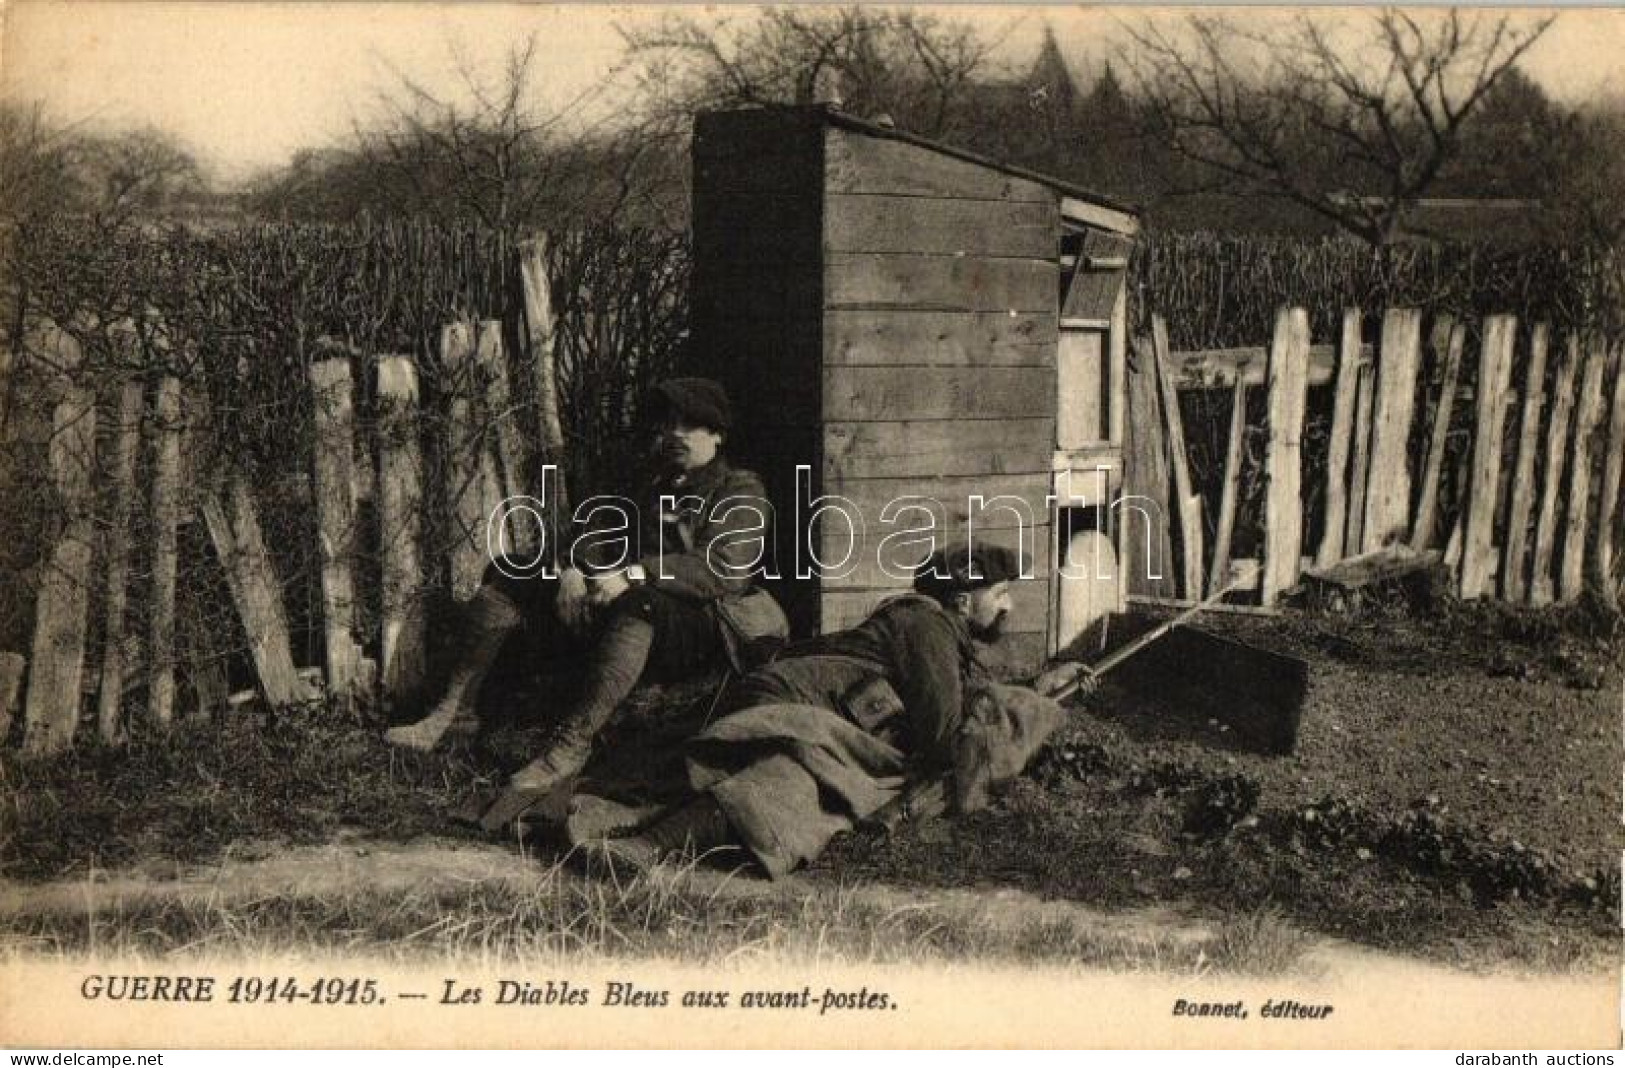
[586, 569, 631, 609]
[556, 567, 590, 633]
[1034, 660, 1097, 699]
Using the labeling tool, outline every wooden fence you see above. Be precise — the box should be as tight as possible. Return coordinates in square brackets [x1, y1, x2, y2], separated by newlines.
[0, 243, 568, 755]
[1126, 307, 1625, 611]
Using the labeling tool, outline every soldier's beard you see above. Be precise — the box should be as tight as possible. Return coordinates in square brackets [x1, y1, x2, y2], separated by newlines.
[969, 610, 1008, 642]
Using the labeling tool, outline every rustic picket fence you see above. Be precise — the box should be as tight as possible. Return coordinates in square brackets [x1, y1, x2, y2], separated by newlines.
[1124, 307, 1625, 612]
[0, 243, 575, 755]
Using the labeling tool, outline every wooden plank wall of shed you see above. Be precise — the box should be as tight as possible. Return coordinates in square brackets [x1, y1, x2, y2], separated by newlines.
[690, 110, 827, 635]
[819, 126, 1060, 668]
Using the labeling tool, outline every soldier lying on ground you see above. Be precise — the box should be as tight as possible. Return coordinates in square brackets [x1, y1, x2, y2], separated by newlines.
[546, 544, 1093, 878]
[384, 377, 787, 823]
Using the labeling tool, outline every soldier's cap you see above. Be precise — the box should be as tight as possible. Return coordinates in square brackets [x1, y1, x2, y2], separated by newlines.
[913, 543, 1031, 597]
[646, 377, 731, 432]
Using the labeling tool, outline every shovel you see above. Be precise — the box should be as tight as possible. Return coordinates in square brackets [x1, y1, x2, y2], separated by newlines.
[868, 566, 1308, 830]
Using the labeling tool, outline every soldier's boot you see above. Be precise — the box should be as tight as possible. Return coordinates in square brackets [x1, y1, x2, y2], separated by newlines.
[479, 612, 654, 832]
[580, 794, 741, 873]
[384, 586, 521, 752]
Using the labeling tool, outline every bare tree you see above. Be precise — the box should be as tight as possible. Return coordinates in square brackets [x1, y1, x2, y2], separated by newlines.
[620, 7, 1008, 140]
[1127, 10, 1555, 245]
[344, 36, 654, 234]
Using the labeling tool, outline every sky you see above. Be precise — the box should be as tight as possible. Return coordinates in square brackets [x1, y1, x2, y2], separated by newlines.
[3, 3, 1623, 182]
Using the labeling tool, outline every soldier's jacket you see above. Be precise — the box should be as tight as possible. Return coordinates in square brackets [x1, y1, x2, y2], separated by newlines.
[633, 455, 770, 603]
[717, 594, 991, 770]
[690, 593, 1061, 878]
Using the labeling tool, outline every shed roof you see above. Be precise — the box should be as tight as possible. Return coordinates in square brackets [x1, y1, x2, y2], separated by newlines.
[810, 105, 1142, 219]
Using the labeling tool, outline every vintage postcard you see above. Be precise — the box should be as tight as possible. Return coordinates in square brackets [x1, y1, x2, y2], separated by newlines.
[0, 1, 1621, 1050]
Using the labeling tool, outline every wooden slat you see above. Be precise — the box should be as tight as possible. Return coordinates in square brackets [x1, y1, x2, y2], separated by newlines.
[1459, 316, 1518, 599]
[1559, 344, 1610, 602]
[825, 128, 1055, 203]
[147, 375, 183, 727]
[202, 479, 311, 707]
[1208, 379, 1248, 595]
[1593, 350, 1625, 603]
[0, 652, 24, 741]
[474, 319, 539, 557]
[823, 418, 1052, 480]
[1500, 323, 1550, 601]
[442, 322, 497, 600]
[1152, 319, 1203, 599]
[1121, 341, 1175, 599]
[1344, 363, 1375, 557]
[817, 472, 1053, 539]
[1361, 308, 1424, 552]
[824, 194, 1056, 258]
[377, 356, 426, 707]
[96, 375, 144, 743]
[1109, 286, 1126, 453]
[1061, 231, 1131, 322]
[1261, 308, 1311, 607]
[824, 310, 1055, 368]
[1057, 330, 1104, 447]
[824, 253, 1056, 313]
[23, 328, 95, 753]
[820, 577, 1050, 635]
[1165, 344, 1364, 389]
[823, 525, 1051, 593]
[822, 365, 1051, 422]
[1409, 318, 1465, 551]
[1059, 196, 1140, 236]
[1317, 310, 1364, 566]
[1529, 337, 1581, 606]
[309, 356, 362, 697]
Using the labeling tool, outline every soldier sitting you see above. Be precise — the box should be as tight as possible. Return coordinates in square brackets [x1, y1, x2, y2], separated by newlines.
[560, 543, 1092, 877]
[384, 377, 787, 826]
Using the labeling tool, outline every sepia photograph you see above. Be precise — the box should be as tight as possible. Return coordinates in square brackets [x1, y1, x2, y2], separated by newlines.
[0, 1, 1621, 1050]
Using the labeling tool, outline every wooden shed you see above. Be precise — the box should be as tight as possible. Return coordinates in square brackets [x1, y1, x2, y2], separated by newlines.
[692, 106, 1141, 671]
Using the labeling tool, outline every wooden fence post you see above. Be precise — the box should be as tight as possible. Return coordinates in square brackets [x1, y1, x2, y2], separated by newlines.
[1410, 318, 1465, 550]
[1590, 349, 1625, 603]
[309, 352, 362, 698]
[1460, 315, 1517, 600]
[96, 372, 144, 742]
[474, 318, 538, 559]
[1344, 363, 1375, 557]
[377, 356, 426, 706]
[519, 236, 571, 516]
[1529, 337, 1581, 606]
[1500, 324, 1550, 601]
[203, 477, 313, 706]
[442, 321, 499, 600]
[1317, 309, 1363, 567]
[1559, 344, 1609, 603]
[23, 324, 96, 755]
[1151, 316, 1203, 598]
[1361, 308, 1423, 552]
[1261, 307, 1310, 607]
[147, 374, 183, 726]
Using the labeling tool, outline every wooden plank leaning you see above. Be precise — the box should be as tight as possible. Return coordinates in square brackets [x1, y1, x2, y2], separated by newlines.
[23, 323, 97, 755]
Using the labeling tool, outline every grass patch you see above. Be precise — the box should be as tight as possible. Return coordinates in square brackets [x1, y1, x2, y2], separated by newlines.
[1, 702, 479, 882]
[0, 858, 1312, 976]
